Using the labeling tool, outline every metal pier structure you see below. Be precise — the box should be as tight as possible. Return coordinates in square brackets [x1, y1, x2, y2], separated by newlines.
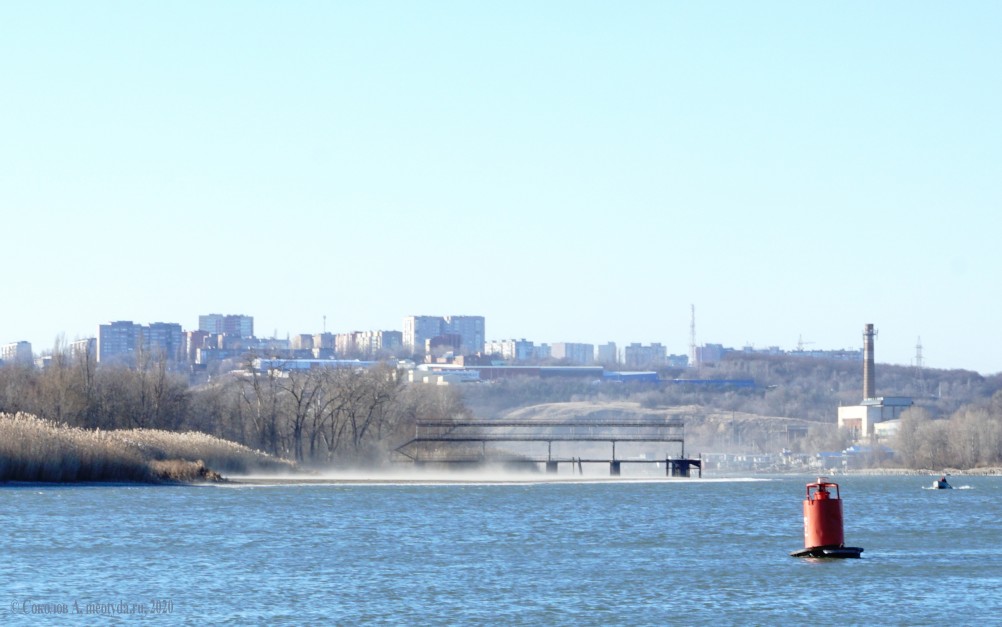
[393, 418, 702, 477]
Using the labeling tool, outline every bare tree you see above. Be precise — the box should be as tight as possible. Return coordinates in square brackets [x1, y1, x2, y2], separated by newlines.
[277, 368, 324, 463]
[312, 364, 406, 465]
[894, 407, 932, 467]
[239, 360, 284, 457]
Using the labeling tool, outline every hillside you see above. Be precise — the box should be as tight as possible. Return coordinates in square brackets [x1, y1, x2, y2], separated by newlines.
[458, 354, 1002, 457]
[494, 400, 824, 456]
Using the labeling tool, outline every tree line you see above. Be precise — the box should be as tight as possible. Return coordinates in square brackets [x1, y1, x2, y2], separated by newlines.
[3, 348, 1001, 469]
[893, 393, 1002, 470]
[0, 345, 469, 467]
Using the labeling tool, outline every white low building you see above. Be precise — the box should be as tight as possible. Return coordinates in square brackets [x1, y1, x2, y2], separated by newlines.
[408, 366, 480, 385]
[837, 397, 913, 440]
[874, 419, 901, 440]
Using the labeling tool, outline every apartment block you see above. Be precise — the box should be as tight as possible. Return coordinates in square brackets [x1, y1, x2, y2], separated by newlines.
[403, 316, 444, 353]
[312, 333, 335, 351]
[551, 342, 595, 365]
[97, 321, 141, 364]
[337, 330, 403, 358]
[143, 322, 184, 362]
[364, 330, 402, 356]
[403, 315, 485, 356]
[624, 343, 667, 369]
[443, 316, 485, 355]
[291, 334, 315, 351]
[98, 321, 184, 364]
[596, 342, 618, 365]
[198, 314, 254, 338]
[486, 338, 537, 362]
[1, 341, 33, 365]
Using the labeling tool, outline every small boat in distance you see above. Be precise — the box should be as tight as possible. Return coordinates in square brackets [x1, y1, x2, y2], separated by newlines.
[932, 476, 953, 490]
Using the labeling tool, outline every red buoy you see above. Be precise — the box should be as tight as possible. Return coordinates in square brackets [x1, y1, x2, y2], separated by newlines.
[790, 477, 863, 558]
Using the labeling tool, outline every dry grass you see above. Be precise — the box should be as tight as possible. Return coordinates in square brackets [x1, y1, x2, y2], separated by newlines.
[108, 427, 295, 475]
[148, 459, 223, 482]
[0, 412, 294, 483]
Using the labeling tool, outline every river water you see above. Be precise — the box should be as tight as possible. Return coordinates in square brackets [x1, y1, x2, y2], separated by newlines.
[2, 473, 1000, 625]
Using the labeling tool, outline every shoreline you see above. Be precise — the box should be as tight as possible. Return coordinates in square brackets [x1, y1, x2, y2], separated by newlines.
[5, 464, 1002, 487]
[839, 466, 1002, 476]
[6, 464, 1002, 487]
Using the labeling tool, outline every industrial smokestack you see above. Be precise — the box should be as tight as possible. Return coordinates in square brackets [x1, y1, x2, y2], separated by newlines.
[863, 323, 876, 400]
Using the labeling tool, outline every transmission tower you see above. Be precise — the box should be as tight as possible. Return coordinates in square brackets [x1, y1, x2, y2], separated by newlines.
[915, 336, 923, 369]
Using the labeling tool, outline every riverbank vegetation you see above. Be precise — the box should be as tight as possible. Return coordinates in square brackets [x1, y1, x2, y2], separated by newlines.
[0, 349, 470, 468]
[1, 349, 1000, 471]
[0, 412, 292, 483]
[894, 396, 1002, 470]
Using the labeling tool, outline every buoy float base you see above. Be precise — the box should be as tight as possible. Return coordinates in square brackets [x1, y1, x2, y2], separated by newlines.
[790, 545, 864, 559]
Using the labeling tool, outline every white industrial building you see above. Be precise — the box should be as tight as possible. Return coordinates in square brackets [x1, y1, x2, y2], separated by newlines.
[837, 397, 913, 440]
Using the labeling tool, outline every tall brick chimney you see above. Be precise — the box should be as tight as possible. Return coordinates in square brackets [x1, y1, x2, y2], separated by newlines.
[863, 323, 876, 400]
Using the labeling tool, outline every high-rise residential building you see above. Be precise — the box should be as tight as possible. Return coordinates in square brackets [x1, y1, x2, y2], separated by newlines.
[1, 341, 33, 366]
[551, 342, 595, 365]
[486, 338, 538, 362]
[227, 315, 253, 338]
[99, 321, 184, 364]
[312, 333, 335, 351]
[403, 316, 445, 354]
[98, 321, 142, 363]
[336, 330, 403, 358]
[695, 343, 726, 366]
[443, 316, 485, 355]
[311, 333, 335, 358]
[624, 343, 667, 369]
[485, 340, 549, 362]
[198, 314, 224, 334]
[403, 315, 485, 356]
[199, 314, 254, 338]
[596, 342, 618, 365]
[291, 334, 315, 351]
[334, 332, 358, 357]
[361, 330, 402, 357]
[142, 322, 184, 362]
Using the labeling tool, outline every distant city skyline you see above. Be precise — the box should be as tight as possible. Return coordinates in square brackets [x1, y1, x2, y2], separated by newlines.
[0, 310, 946, 373]
[3, 3, 1000, 374]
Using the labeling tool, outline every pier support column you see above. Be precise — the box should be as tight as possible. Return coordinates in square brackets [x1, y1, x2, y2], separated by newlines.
[610, 461, 621, 476]
[671, 461, 691, 477]
[545, 461, 558, 474]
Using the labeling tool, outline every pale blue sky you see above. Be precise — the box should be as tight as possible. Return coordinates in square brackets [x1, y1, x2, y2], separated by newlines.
[2, 2, 1000, 374]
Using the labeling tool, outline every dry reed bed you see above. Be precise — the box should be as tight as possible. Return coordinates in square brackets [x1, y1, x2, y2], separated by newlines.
[0, 412, 294, 483]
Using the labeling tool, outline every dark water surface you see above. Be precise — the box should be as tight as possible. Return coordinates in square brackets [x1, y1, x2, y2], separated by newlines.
[2, 475, 1000, 625]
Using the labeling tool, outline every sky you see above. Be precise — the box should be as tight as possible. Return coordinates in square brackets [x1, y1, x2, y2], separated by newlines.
[2, 2, 1000, 374]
